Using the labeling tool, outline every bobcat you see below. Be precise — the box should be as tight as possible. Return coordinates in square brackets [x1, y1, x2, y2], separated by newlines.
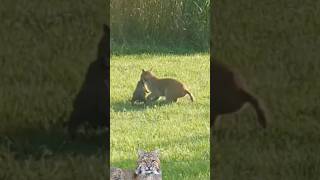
[211, 55, 268, 128]
[110, 150, 162, 180]
[140, 69, 194, 103]
[131, 80, 149, 105]
[66, 24, 110, 138]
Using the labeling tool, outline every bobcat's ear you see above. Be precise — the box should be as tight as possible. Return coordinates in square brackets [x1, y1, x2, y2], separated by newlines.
[152, 149, 160, 157]
[138, 149, 145, 157]
[142, 69, 145, 73]
[135, 166, 142, 175]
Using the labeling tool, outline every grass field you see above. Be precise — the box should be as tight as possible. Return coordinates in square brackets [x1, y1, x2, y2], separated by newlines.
[0, 0, 108, 179]
[212, 0, 320, 179]
[110, 52, 210, 179]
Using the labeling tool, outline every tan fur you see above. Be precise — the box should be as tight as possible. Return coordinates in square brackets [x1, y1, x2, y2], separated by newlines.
[110, 150, 162, 180]
[140, 69, 194, 103]
[110, 167, 135, 180]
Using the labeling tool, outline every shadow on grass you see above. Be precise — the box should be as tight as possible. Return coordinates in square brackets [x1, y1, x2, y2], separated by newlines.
[210, 127, 269, 150]
[111, 100, 175, 113]
[0, 126, 107, 160]
[212, 126, 269, 141]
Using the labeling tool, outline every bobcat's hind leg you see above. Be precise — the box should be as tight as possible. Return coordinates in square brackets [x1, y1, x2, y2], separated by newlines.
[240, 89, 267, 128]
[164, 90, 179, 103]
[165, 97, 177, 103]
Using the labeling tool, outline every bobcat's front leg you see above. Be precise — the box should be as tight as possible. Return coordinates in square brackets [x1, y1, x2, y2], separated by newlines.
[146, 92, 160, 103]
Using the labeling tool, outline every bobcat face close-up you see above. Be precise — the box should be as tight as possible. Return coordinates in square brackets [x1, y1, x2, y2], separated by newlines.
[110, 149, 162, 180]
[135, 150, 161, 176]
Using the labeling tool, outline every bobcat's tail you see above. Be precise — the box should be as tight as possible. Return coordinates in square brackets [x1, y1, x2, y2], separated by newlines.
[185, 89, 195, 102]
[242, 90, 268, 128]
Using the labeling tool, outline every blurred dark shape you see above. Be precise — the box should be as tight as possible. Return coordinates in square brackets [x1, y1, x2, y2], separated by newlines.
[211, 40, 267, 129]
[67, 24, 110, 139]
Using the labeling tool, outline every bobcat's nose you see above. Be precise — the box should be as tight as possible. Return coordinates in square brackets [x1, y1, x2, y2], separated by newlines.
[146, 165, 152, 171]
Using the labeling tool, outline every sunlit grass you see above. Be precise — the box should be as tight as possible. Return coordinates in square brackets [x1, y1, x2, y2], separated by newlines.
[110, 53, 210, 179]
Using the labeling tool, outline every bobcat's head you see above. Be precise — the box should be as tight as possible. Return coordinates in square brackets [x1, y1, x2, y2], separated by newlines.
[135, 149, 161, 175]
[140, 68, 155, 82]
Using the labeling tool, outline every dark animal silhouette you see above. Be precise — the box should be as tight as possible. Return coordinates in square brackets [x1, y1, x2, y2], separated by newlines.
[211, 42, 267, 128]
[131, 80, 149, 105]
[98, 24, 110, 68]
[66, 24, 110, 138]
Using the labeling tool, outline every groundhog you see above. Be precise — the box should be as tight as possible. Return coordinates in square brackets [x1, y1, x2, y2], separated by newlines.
[131, 80, 149, 105]
[140, 69, 194, 103]
[212, 57, 268, 128]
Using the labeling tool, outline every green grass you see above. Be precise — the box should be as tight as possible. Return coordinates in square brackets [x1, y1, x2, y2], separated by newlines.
[110, 53, 210, 179]
[212, 0, 320, 179]
[111, 0, 209, 49]
[0, 0, 108, 179]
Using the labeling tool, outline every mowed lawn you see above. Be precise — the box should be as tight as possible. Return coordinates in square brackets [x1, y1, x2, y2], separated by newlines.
[110, 53, 210, 179]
